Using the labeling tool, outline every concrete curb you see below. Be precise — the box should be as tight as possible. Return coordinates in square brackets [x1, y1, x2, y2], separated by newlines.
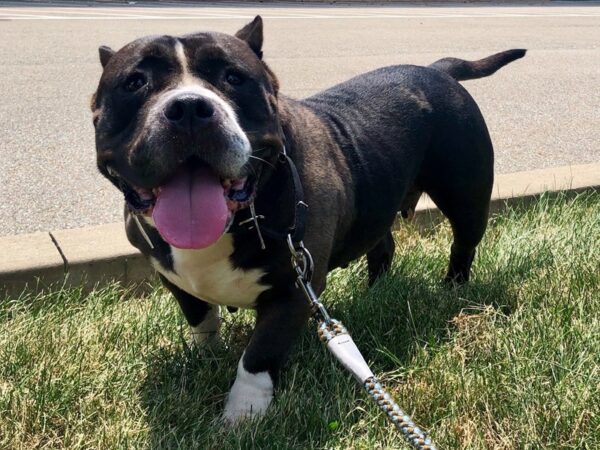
[1, 162, 599, 298]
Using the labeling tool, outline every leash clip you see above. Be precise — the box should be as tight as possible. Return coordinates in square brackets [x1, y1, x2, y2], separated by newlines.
[287, 236, 313, 282]
[287, 234, 331, 323]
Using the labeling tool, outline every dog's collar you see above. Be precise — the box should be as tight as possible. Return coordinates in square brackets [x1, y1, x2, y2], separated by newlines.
[230, 148, 308, 247]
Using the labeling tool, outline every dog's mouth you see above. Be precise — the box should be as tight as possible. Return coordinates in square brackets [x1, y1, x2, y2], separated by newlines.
[108, 163, 256, 249]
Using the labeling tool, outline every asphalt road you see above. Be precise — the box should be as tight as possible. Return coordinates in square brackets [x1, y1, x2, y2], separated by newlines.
[0, 3, 599, 236]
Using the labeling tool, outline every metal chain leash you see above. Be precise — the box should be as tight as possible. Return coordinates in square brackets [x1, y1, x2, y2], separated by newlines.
[287, 235, 437, 450]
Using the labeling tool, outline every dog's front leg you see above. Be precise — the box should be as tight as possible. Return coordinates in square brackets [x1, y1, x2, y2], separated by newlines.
[159, 275, 220, 346]
[224, 291, 310, 423]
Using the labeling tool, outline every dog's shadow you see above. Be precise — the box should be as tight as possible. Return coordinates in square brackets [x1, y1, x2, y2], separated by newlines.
[138, 256, 525, 449]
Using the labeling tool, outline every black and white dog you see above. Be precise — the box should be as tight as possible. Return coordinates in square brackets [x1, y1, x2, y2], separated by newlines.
[91, 16, 525, 423]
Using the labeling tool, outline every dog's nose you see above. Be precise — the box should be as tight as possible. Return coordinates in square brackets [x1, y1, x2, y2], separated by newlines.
[163, 95, 215, 130]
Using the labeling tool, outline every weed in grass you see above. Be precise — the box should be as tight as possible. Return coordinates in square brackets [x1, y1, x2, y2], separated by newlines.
[0, 191, 598, 449]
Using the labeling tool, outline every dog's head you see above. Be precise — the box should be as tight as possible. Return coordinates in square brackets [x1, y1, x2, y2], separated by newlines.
[92, 16, 283, 249]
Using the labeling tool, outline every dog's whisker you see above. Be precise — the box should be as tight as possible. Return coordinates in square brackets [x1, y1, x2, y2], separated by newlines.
[249, 154, 275, 169]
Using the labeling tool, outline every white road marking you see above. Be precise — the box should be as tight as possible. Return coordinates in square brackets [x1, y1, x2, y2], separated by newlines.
[1, 6, 599, 20]
[3, 15, 600, 21]
[1, 12, 65, 19]
[1, 7, 157, 17]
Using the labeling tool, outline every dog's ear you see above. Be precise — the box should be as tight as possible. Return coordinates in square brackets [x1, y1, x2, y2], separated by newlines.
[99, 45, 116, 68]
[235, 15, 263, 59]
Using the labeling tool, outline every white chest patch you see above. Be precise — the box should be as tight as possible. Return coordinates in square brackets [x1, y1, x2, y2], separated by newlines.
[149, 231, 269, 308]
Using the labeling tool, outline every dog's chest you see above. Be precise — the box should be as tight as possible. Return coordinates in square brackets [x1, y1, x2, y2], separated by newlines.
[151, 234, 269, 308]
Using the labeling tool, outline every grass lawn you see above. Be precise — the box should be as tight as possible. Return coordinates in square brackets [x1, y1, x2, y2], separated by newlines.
[1, 191, 599, 449]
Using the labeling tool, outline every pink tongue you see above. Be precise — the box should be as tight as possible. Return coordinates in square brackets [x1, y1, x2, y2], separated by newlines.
[152, 165, 229, 249]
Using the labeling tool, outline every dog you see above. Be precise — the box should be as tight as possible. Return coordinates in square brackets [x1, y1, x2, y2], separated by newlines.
[91, 16, 525, 423]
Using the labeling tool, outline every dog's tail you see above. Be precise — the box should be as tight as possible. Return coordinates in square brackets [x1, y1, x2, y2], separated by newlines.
[429, 49, 526, 81]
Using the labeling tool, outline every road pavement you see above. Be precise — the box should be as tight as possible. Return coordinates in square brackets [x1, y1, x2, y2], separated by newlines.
[0, 3, 598, 236]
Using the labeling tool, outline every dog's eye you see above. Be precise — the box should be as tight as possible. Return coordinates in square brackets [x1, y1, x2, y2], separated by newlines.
[123, 72, 147, 92]
[225, 71, 245, 86]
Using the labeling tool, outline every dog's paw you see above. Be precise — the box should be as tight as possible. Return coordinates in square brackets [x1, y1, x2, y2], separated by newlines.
[223, 358, 273, 424]
[189, 326, 220, 348]
[189, 308, 221, 347]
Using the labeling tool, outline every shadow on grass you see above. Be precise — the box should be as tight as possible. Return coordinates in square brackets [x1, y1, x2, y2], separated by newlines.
[136, 191, 599, 448]
[138, 313, 254, 448]
[331, 271, 520, 373]
[138, 186, 589, 447]
[136, 251, 532, 449]
[136, 184, 587, 448]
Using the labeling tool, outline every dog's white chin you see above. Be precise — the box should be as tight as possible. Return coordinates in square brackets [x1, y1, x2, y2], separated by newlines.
[223, 355, 273, 424]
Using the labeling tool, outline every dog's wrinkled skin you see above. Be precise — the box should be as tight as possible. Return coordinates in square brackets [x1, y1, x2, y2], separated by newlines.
[92, 16, 525, 423]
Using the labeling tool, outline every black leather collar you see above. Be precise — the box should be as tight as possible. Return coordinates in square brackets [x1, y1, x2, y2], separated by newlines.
[230, 151, 308, 245]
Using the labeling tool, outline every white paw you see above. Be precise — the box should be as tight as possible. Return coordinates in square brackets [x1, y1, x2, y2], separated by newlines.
[190, 306, 221, 346]
[223, 356, 273, 424]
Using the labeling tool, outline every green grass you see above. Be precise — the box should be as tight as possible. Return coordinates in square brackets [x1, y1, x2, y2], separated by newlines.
[1, 191, 599, 449]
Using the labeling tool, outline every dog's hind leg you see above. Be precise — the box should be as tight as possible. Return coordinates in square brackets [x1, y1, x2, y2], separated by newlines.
[426, 182, 490, 285]
[420, 101, 493, 285]
[366, 188, 421, 286]
[367, 230, 395, 286]
[160, 275, 220, 346]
